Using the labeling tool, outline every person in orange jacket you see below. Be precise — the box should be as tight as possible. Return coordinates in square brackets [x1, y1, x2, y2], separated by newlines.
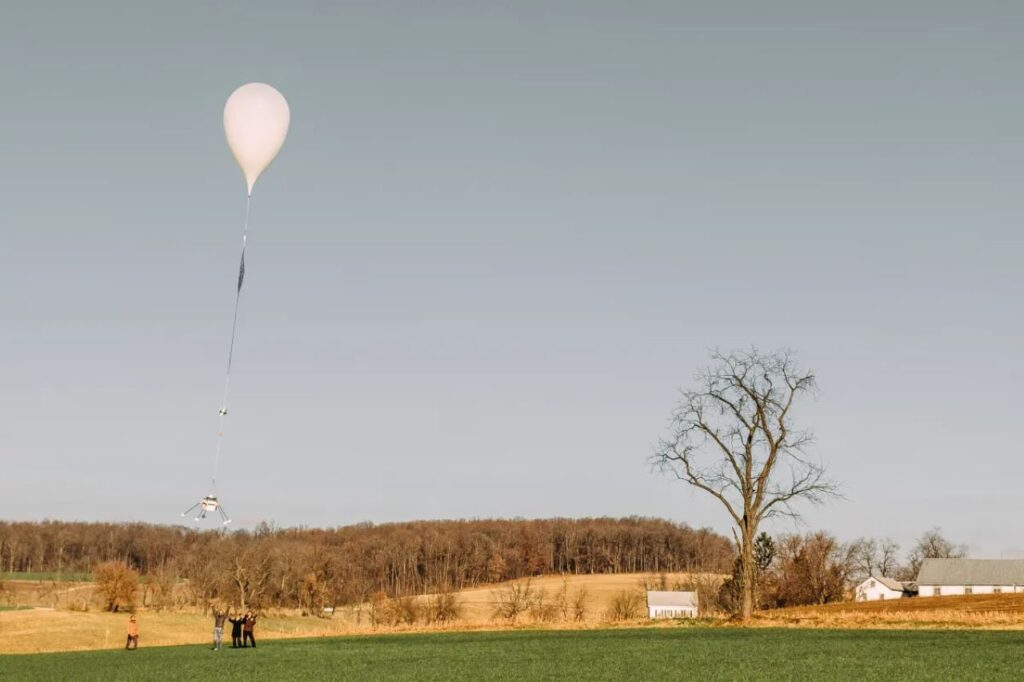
[125, 615, 139, 650]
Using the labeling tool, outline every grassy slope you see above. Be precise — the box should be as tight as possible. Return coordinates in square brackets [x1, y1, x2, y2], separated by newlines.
[4, 628, 1024, 681]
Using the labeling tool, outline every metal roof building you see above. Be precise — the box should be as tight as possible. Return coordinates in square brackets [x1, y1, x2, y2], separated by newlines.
[916, 559, 1024, 597]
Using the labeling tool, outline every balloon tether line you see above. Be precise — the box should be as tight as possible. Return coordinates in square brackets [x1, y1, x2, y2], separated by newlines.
[211, 193, 252, 488]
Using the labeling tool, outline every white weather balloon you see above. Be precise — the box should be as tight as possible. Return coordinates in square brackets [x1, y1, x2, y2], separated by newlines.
[183, 83, 291, 526]
[224, 83, 290, 195]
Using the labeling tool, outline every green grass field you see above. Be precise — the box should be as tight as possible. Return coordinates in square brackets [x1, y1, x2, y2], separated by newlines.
[3, 627, 1024, 681]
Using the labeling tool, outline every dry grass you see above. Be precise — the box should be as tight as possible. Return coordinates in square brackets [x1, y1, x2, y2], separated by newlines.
[0, 608, 368, 654]
[0, 580, 96, 610]
[446, 573, 685, 623]
[753, 593, 1024, 630]
[16, 574, 1024, 654]
[0, 573, 714, 654]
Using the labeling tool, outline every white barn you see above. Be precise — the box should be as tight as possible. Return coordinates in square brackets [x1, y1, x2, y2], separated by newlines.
[854, 575, 914, 602]
[646, 591, 698, 619]
[916, 558, 1024, 597]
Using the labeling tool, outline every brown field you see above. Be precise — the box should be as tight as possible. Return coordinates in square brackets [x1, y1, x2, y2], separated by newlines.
[0, 573, 702, 655]
[418, 573, 695, 622]
[1, 580, 95, 610]
[754, 593, 1024, 629]
[13, 574, 1022, 655]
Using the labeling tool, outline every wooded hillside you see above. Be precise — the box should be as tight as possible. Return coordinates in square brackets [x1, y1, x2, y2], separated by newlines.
[0, 517, 732, 610]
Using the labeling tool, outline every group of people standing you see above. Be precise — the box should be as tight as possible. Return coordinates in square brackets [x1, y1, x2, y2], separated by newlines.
[212, 609, 258, 650]
[125, 609, 259, 651]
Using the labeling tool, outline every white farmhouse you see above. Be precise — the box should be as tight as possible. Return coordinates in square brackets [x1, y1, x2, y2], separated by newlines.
[916, 558, 1024, 597]
[646, 591, 698, 619]
[854, 575, 914, 601]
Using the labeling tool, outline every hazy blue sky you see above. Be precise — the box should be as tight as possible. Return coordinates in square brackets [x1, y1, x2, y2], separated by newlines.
[2, 2, 1022, 558]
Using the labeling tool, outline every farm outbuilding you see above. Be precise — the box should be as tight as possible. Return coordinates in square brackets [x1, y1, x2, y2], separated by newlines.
[854, 575, 915, 601]
[916, 558, 1024, 597]
[646, 591, 698, 619]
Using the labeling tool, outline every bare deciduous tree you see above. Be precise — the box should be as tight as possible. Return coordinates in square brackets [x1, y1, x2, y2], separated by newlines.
[571, 586, 589, 621]
[426, 590, 462, 623]
[232, 546, 272, 611]
[93, 561, 139, 613]
[762, 532, 851, 607]
[653, 348, 839, 620]
[604, 589, 645, 621]
[878, 539, 901, 578]
[904, 528, 966, 580]
[849, 537, 902, 582]
[144, 564, 179, 612]
[491, 579, 534, 623]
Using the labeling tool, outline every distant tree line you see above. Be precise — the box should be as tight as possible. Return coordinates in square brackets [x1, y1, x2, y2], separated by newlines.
[707, 527, 968, 613]
[0, 517, 733, 611]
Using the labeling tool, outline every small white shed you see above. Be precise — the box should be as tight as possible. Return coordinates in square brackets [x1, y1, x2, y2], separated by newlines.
[855, 575, 914, 602]
[646, 591, 698, 619]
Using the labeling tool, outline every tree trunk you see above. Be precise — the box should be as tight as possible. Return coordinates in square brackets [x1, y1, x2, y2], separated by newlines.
[739, 532, 755, 621]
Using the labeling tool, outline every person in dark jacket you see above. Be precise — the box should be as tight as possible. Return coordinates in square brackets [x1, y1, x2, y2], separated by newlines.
[228, 613, 245, 648]
[243, 610, 257, 648]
